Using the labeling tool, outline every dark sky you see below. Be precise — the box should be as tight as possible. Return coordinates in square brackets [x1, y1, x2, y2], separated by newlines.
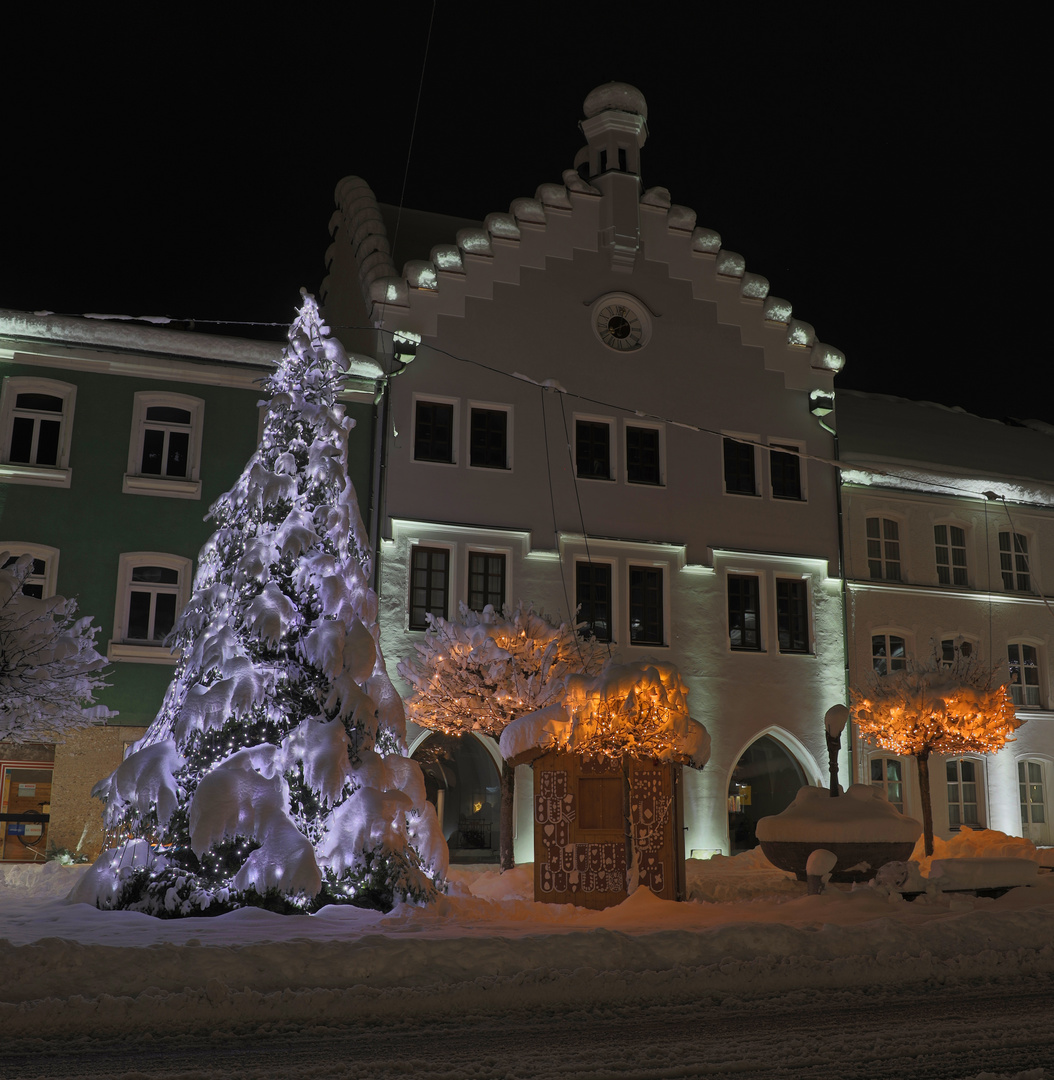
[3, 8, 1042, 422]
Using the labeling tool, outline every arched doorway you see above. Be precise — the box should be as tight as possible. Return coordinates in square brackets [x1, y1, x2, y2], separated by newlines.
[411, 732, 501, 863]
[727, 734, 808, 854]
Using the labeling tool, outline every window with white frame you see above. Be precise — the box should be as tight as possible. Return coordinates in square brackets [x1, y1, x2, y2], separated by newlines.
[467, 551, 506, 612]
[872, 632, 908, 675]
[124, 392, 204, 498]
[866, 516, 902, 581]
[776, 578, 809, 653]
[0, 377, 77, 485]
[413, 397, 457, 464]
[870, 756, 905, 813]
[1019, 760, 1047, 832]
[110, 553, 191, 662]
[409, 545, 450, 630]
[727, 574, 761, 650]
[575, 418, 613, 481]
[946, 758, 983, 828]
[769, 443, 803, 501]
[628, 565, 664, 646]
[934, 524, 968, 587]
[1007, 642, 1042, 708]
[0, 544, 59, 599]
[468, 405, 510, 470]
[576, 560, 614, 643]
[999, 531, 1031, 592]
[626, 423, 662, 485]
[723, 437, 757, 496]
[940, 637, 974, 668]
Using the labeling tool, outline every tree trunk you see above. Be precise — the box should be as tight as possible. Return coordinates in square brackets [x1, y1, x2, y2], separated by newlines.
[916, 748, 935, 857]
[499, 758, 516, 872]
[622, 753, 637, 895]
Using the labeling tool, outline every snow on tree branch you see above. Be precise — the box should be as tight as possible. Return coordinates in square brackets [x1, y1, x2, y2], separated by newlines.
[0, 553, 114, 743]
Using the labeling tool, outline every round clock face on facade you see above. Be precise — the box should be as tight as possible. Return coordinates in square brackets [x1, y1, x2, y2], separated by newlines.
[593, 297, 649, 351]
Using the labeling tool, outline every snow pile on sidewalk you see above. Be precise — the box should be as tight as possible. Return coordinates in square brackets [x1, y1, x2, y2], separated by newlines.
[1, 838, 1052, 1041]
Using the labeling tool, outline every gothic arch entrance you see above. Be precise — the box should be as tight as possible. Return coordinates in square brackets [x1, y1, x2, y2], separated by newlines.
[727, 734, 808, 854]
[410, 732, 502, 863]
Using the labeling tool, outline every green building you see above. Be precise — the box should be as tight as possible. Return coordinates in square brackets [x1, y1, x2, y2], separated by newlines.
[0, 310, 380, 861]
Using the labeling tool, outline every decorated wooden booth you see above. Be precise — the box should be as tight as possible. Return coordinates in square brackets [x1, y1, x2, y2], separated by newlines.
[501, 659, 710, 910]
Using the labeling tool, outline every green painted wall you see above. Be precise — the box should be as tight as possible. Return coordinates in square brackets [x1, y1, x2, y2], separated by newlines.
[1, 361, 376, 729]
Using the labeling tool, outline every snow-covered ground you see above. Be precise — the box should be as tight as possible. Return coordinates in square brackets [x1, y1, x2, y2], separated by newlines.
[3, 834, 1054, 1079]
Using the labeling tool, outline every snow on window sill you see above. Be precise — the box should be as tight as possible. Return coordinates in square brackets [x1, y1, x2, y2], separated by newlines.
[107, 641, 181, 665]
[122, 474, 202, 500]
[0, 463, 72, 488]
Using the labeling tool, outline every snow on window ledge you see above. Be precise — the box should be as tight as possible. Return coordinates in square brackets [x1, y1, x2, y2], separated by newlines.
[122, 474, 202, 500]
[107, 641, 181, 665]
[0, 462, 72, 488]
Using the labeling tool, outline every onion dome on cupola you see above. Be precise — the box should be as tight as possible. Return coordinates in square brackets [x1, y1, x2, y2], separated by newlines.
[574, 82, 648, 181]
[574, 83, 649, 270]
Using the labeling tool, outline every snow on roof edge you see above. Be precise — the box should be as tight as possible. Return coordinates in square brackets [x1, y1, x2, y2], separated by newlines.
[0, 309, 284, 369]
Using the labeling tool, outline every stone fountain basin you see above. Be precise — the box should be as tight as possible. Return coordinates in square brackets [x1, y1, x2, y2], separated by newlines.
[756, 784, 922, 883]
[759, 839, 917, 882]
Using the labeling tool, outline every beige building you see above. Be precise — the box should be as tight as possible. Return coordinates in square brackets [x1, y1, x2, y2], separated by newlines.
[322, 83, 849, 862]
[839, 391, 1054, 844]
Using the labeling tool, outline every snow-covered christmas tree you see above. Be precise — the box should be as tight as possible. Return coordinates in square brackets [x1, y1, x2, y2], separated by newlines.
[76, 293, 446, 915]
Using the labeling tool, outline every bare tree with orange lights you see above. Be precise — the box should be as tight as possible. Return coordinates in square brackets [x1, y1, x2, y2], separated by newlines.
[398, 602, 606, 870]
[852, 646, 1022, 856]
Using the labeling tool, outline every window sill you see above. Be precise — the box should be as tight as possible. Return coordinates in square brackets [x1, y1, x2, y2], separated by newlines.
[576, 473, 615, 482]
[467, 463, 511, 472]
[627, 478, 665, 488]
[724, 489, 760, 498]
[0, 463, 72, 488]
[778, 649, 813, 656]
[123, 474, 201, 499]
[107, 641, 181, 664]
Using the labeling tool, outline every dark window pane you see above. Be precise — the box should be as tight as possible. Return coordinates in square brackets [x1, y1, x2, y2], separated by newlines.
[141, 428, 165, 474]
[409, 547, 449, 629]
[15, 393, 63, 412]
[35, 419, 60, 466]
[468, 552, 505, 611]
[723, 438, 755, 495]
[469, 409, 507, 469]
[127, 590, 152, 639]
[576, 421, 610, 479]
[728, 575, 760, 650]
[626, 427, 661, 485]
[21, 582, 44, 599]
[153, 593, 178, 639]
[629, 566, 663, 645]
[576, 562, 612, 642]
[131, 565, 179, 584]
[9, 417, 34, 462]
[770, 445, 802, 499]
[776, 580, 809, 653]
[166, 430, 189, 477]
[145, 406, 192, 424]
[414, 402, 454, 463]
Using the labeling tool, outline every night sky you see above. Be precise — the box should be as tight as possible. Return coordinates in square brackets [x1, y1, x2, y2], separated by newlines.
[3, 8, 1041, 422]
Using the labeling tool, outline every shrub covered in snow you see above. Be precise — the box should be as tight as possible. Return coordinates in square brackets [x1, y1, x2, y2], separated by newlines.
[0, 554, 114, 743]
[78, 294, 445, 916]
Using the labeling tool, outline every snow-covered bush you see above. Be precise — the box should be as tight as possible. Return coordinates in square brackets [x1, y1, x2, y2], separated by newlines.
[80, 293, 445, 916]
[397, 602, 606, 869]
[0, 554, 113, 743]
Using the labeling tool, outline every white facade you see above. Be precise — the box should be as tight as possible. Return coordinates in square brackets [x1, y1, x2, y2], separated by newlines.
[323, 84, 849, 862]
[838, 391, 1054, 845]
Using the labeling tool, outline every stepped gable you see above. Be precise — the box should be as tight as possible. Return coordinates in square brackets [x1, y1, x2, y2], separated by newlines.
[323, 84, 844, 382]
